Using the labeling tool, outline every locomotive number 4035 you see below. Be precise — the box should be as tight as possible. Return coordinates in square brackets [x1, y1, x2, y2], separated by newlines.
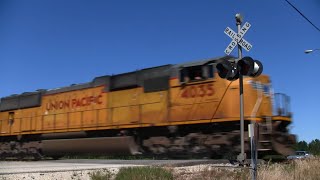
[181, 84, 214, 98]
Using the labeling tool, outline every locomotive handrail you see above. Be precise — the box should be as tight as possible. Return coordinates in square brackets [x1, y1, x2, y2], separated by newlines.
[273, 93, 291, 117]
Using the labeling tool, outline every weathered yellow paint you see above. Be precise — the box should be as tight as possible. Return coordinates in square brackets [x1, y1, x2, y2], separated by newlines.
[41, 86, 107, 130]
[169, 79, 222, 122]
[0, 117, 9, 134]
[109, 88, 138, 124]
[0, 74, 289, 137]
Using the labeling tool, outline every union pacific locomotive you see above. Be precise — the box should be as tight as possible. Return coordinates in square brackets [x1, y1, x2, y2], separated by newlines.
[0, 56, 295, 160]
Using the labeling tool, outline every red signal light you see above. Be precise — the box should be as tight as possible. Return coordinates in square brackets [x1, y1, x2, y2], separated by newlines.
[216, 60, 239, 81]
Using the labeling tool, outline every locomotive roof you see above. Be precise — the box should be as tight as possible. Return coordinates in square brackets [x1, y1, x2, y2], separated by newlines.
[174, 55, 234, 68]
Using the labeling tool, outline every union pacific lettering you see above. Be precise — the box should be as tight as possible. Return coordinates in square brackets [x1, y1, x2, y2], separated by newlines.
[46, 94, 103, 111]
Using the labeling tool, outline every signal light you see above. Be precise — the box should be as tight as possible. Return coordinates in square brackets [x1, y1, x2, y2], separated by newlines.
[237, 56, 263, 77]
[216, 56, 263, 81]
[216, 60, 239, 81]
[237, 56, 254, 76]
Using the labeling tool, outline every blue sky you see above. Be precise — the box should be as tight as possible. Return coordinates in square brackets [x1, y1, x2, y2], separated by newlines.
[0, 0, 319, 142]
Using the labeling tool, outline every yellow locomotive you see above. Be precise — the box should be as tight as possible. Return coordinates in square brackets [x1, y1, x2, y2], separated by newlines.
[0, 56, 295, 160]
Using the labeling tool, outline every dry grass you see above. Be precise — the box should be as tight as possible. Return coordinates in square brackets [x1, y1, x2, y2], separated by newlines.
[173, 157, 320, 180]
[259, 157, 320, 180]
[89, 169, 114, 180]
[174, 166, 249, 180]
[88, 158, 320, 180]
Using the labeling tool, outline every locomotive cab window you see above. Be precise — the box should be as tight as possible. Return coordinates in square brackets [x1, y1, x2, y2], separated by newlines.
[179, 65, 214, 83]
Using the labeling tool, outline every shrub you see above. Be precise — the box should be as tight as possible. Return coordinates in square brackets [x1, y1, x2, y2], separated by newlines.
[115, 166, 173, 180]
[174, 166, 250, 180]
[90, 169, 113, 180]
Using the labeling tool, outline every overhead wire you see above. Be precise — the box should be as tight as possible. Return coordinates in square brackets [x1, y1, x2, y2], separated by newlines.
[285, 0, 320, 32]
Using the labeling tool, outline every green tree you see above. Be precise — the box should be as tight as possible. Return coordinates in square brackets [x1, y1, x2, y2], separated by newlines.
[294, 140, 308, 151]
[308, 139, 320, 155]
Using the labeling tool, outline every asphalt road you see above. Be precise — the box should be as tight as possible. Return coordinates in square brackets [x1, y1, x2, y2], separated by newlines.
[0, 159, 230, 175]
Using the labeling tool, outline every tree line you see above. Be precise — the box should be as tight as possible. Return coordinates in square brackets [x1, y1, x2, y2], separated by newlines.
[294, 139, 320, 155]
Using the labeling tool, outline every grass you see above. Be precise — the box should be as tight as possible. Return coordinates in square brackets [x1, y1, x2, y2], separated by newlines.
[174, 157, 320, 180]
[115, 166, 173, 180]
[174, 166, 250, 180]
[89, 157, 320, 180]
[258, 157, 320, 180]
[89, 169, 114, 180]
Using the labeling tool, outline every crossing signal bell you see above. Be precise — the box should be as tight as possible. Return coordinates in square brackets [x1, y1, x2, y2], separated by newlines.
[216, 56, 263, 81]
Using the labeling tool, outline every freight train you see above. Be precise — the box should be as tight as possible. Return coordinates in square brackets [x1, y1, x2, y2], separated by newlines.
[0, 56, 295, 160]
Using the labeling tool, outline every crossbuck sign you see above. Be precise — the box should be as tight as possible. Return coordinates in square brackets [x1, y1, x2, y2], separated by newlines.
[224, 22, 252, 55]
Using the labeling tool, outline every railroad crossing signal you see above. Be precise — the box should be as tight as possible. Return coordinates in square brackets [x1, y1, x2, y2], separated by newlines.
[219, 14, 262, 174]
[224, 22, 253, 55]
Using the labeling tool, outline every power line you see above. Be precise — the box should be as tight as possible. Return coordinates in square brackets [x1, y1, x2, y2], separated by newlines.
[285, 0, 320, 32]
